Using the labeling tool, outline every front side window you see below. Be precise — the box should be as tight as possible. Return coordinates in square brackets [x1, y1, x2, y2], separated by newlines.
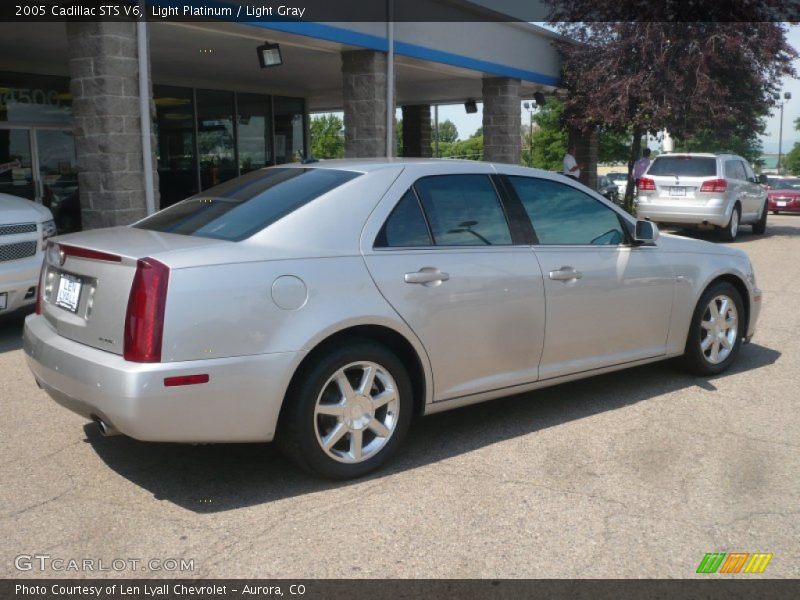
[414, 175, 512, 246]
[375, 190, 432, 247]
[134, 168, 360, 241]
[508, 176, 626, 245]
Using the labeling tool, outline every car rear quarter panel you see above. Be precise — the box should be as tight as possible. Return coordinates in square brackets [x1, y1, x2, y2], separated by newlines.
[159, 255, 431, 385]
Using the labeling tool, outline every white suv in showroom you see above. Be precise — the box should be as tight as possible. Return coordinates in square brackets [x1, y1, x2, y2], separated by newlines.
[636, 153, 768, 241]
[0, 193, 56, 315]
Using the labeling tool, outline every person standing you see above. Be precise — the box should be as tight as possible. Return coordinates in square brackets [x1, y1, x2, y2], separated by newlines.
[633, 147, 652, 187]
[563, 146, 583, 180]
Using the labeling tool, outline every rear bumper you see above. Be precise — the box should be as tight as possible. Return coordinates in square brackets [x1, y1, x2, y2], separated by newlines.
[23, 314, 300, 442]
[768, 198, 800, 212]
[636, 201, 729, 227]
[0, 254, 40, 314]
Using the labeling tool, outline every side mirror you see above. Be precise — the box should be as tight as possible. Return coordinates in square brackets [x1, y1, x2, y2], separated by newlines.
[634, 220, 659, 244]
[758, 174, 768, 185]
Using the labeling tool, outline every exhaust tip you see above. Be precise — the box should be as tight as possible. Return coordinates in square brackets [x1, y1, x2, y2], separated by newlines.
[92, 416, 120, 437]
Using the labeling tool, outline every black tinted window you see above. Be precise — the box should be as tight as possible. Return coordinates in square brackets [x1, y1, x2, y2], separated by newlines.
[134, 168, 360, 241]
[648, 156, 717, 177]
[509, 177, 625, 245]
[414, 175, 512, 246]
[375, 190, 432, 247]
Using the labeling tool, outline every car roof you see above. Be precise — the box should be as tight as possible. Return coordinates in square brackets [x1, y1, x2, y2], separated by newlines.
[654, 153, 742, 159]
[269, 158, 561, 179]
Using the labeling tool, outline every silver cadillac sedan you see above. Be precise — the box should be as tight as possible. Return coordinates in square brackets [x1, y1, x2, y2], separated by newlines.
[24, 160, 762, 479]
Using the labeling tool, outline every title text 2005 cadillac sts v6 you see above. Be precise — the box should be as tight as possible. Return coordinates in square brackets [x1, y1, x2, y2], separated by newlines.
[24, 160, 762, 478]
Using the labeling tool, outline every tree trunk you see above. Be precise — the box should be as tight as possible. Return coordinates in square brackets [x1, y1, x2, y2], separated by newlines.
[624, 127, 643, 214]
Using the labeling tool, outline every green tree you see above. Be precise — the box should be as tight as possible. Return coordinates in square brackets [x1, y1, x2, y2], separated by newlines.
[309, 114, 344, 159]
[527, 97, 567, 171]
[673, 125, 764, 164]
[783, 117, 800, 175]
[438, 128, 483, 161]
[433, 119, 458, 144]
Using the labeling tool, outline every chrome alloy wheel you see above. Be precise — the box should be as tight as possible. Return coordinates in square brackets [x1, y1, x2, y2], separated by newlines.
[313, 361, 400, 464]
[700, 294, 739, 364]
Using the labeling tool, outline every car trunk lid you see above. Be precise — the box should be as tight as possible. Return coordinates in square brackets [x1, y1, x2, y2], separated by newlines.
[40, 226, 226, 356]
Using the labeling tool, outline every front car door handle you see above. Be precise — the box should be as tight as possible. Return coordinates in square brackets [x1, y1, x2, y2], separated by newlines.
[404, 268, 450, 286]
[549, 267, 583, 282]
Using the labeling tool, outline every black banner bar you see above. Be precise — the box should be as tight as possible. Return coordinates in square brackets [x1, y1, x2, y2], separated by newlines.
[3, 579, 800, 600]
[1, 0, 799, 23]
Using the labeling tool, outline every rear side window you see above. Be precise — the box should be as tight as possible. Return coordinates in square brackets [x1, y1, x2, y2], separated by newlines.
[374, 190, 432, 247]
[134, 168, 360, 241]
[509, 176, 626, 245]
[648, 157, 717, 177]
[414, 175, 512, 246]
[724, 160, 746, 180]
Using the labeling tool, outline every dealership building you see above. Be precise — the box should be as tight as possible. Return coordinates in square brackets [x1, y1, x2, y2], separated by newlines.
[0, 1, 579, 232]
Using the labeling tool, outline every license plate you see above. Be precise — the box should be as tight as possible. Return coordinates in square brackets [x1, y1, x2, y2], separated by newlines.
[55, 274, 82, 313]
[0, 292, 6, 311]
[669, 187, 686, 197]
[777, 201, 787, 207]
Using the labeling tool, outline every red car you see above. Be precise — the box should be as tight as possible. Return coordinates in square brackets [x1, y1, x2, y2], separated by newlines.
[767, 178, 800, 214]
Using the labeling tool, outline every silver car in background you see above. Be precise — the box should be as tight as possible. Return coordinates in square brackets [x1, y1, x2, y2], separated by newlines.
[636, 153, 768, 241]
[24, 160, 762, 478]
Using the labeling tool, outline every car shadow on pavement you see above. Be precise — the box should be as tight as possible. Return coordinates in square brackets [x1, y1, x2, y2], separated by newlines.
[0, 308, 32, 354]
[83, 342, 780, 514]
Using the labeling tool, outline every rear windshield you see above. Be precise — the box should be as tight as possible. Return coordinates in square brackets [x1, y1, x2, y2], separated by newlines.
[647, 156, 717, 177]
[134, 168, 360, 241]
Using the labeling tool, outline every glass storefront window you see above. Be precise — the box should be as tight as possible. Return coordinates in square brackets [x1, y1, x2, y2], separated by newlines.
[197, 89, 237, 190]
[37, 129, 80, 233]
[274, 96, 306, 164]
[0, 128, 34, 200]
[154, 85, 198, 208]
[0, 71, 72, 126]
[237, 93, 272, 174]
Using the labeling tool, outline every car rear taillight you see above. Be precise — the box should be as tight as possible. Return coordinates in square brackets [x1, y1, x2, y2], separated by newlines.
[700, 179, 728, 193]
[638, 177, 656, 191]
[124, 258, 169, 363]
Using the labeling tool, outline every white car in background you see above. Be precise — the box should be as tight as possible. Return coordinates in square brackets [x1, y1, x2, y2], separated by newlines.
[0, 194, 56, 315]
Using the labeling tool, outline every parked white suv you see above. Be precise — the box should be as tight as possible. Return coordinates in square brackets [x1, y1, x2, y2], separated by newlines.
[636, 153, 768, 241]
[0, 194, 56, 315]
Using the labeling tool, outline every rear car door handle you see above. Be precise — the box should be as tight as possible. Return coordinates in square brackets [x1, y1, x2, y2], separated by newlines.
[549, 267, 583, 282]
[404, 268, 450, 286]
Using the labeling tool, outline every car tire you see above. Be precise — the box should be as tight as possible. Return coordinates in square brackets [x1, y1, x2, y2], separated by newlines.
[679, 281, 745, 376]
[719, 205, 740, 242]
[752, 203, 768, 235]
[277, 340, 413, 479]
[772, 210, 779, 215]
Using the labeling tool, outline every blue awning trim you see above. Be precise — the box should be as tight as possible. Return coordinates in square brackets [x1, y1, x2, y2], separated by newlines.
[247, 21, 561, 86]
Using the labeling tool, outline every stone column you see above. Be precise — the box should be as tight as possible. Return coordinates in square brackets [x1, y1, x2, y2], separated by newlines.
[401, 105, 432, 158]
[66, 22, 158, 229]
[569, 128, 598, 189]
[342, 50, 391, 158]
[482, 77, 521, 164]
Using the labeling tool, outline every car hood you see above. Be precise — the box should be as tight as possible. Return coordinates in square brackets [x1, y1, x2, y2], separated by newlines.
[0, 193, 53, 223]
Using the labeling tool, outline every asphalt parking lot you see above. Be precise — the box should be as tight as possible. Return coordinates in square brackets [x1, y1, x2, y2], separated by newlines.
[1, 216, 798, 579]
